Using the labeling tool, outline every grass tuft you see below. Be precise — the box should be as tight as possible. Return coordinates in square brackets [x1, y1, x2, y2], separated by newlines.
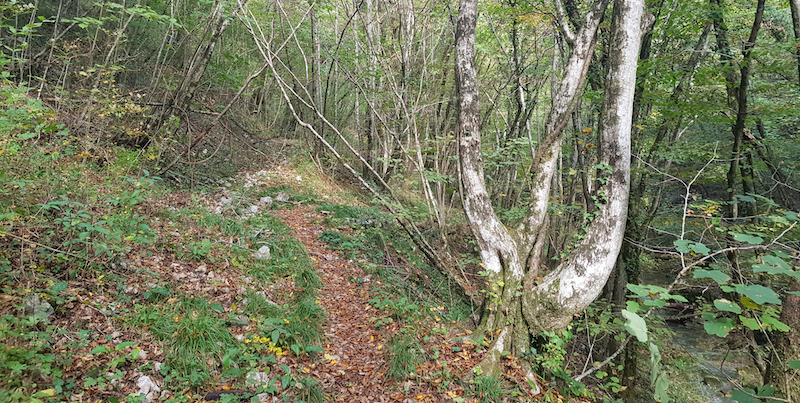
[387, 331, 423, 381]
[472, 375, 507, 403]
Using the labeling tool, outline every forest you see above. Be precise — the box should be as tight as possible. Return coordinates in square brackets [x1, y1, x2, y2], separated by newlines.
[1, 0, 800, 401]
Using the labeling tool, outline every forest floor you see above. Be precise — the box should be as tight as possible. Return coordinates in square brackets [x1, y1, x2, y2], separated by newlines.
[1, 153, 547, 402]
[270, 204, 469, 402]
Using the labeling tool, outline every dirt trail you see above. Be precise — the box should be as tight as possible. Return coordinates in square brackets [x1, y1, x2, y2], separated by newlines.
[271, 206, 394, 402]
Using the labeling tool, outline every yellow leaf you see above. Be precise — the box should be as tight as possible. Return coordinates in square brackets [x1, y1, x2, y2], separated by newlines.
[37, 389, 56, 397]
[740, 297, 760, 310]
[377, 345, 383, 350]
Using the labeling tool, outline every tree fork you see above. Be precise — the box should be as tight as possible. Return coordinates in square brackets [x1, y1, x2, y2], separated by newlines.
[455, 0, 649, 380]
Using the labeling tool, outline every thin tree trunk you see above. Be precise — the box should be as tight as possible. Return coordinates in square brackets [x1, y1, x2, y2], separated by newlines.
[151, 0, 241, 130]
[790, 0, 800, 85]
[724, 0, 765, 219]
[766, 279, 800, 400]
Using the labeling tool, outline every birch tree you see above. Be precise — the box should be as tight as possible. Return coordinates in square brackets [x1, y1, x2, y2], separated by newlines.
[455, 0, 651, 375]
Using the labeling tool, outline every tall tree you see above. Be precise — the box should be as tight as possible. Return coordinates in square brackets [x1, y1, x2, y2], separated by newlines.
[790, 0, 800, 85]
[455, 0, 650, 375]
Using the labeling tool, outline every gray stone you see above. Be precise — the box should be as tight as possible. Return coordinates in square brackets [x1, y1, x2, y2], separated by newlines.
[107, 372, 123, 390]
[249, 205, 259, 214]
[136, 375, 161, 403]
[229, 315, 250, 327]
[275, 192, 290, 203]
[246, 371, 270, 386]
[24, 294, 54, 318]
[259, 196, 273, 206]
[254, 245, 271, 260]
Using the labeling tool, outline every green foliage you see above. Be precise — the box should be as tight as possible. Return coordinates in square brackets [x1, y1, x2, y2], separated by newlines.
[471, 375, 507, 403]
[131, 297, 235, 385]
[0, 312, 62, 397]
[621, 309, 647, 343]
[0, 83, 66, 156]
[387, 331, 423, 381]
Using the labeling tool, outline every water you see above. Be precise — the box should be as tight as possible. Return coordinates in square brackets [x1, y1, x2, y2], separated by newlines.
[666, 320, 747, 403]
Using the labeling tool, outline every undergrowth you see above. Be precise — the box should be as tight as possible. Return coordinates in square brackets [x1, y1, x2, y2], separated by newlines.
[0, 83, 326, 401]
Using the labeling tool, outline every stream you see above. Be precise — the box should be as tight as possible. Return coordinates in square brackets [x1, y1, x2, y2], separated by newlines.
[642, 269, 757, 402]
[666, 320, 743, 403]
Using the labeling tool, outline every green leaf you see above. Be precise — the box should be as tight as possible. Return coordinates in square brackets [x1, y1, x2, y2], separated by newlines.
[782, 211, 800, 222]
[761, 315, 790, 332]
[740, 315, 760, 330]
[115, 341, 137, 351]
[644, 299, 666, 308]
[653, 372, 670, 403]
[735, 284, 781, 305]
[789, 360, 800, 370]
[90, 345, 111, 354]
[732, 233, 763, 245]
[762, 255, 790, 270]
[752, 264, 791, 276]
[626, 283, 651, 298]
[757, 384, 777, 397]
[704, 317, 735, 337]
[622, 309, 648, 343]
[730, 388, 760, 403]
[626, 300, 641, 313]
[714, 299, 742, 314]
[690, 242, 710, 255]
[674, 240, 691, 254]
[666, 293, 689, 303]
[694, 269, 730, 285]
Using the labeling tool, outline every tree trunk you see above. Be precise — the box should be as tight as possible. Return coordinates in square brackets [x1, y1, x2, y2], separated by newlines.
[455, 0, 649, 375]
[790, 0, 800, 86]
[150, 0, 240, 130]
[766, 280, 800, 400]
[713, 0, 765, 219]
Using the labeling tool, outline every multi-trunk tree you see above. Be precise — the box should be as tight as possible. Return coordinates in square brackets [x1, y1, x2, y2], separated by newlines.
[455, 0, 651, 375]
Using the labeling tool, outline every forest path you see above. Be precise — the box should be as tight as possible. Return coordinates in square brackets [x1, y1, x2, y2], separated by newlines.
[271, 205, 394, 402]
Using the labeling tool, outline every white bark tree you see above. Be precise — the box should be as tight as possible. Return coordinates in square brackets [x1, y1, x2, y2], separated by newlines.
[454, 0, 652, 375]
